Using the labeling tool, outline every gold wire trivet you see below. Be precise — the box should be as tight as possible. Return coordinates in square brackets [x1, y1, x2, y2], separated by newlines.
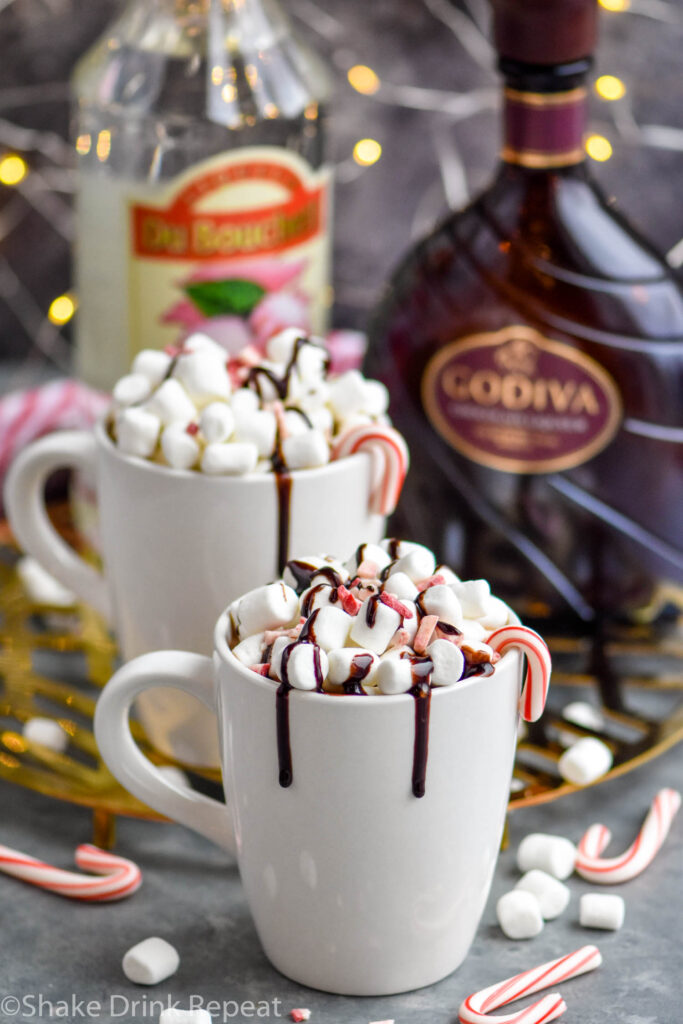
[0, 511, 681, 847]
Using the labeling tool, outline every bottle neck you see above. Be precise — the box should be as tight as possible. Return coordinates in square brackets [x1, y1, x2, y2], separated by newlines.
[499, 58, 591, 170]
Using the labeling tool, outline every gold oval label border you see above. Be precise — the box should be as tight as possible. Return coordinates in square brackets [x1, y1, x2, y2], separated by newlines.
[421, 326, 623, 475]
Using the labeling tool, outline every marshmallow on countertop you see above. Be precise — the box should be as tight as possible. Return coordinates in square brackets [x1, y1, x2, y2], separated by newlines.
[236, 582, 300, 639]
[579, 893, 625, 931]
[122, 937, 180, 985]
[281, 430, 330, 470]
[425, 638, 465, 687]
[17, 556, 76, 607]
[200, 402, 235, 444]
[144, 378, 197, 426]
[23, 717, 69, 754]
[517, 833, 577, 880]
[159, 1010, 212, 1024]
[116, 407, 161, 458]
[327, 648, 379, 688]
[562, 701, 605, 732]
[515, 869, 570, 920]
[496, 890, 544, 940]
[173, 350, 231, 406]
[132, 348, 172, 387]
[558, 737, 613, 786]
[160, 423, 200, 471]
[112, 372, 152, 407]
[349, 600, 402, 655]
[200, 442, 258, 476]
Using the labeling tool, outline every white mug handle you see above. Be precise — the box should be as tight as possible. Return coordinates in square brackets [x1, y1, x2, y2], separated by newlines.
[94, 650, 236, 854]
[4, 430, 111, 620]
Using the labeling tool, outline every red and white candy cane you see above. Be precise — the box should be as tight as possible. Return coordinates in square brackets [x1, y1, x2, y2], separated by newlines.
[487, 626, 551, 722]
[575, 787, 680, 884]
[332, 423, 409, 516]
[0, 842, 142, 901]
[459, 944, 602, 1024]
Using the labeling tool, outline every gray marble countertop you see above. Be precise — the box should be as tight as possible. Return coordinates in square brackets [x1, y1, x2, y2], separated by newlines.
[1, 742, 681, 1024]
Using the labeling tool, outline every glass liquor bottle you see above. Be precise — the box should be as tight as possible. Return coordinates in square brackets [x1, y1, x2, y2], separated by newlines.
[72, 0, 331, 390]
[367, 0, 683, 626]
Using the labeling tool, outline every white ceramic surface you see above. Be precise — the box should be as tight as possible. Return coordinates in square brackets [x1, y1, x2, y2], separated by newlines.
[4, 421, 384, 765]
[94, 612, 523, 996]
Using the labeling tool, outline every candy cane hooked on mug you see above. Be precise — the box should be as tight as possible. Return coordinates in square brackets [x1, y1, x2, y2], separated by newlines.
[487, 625, 552, 722]
[332, 423, 409, 516]
[575, 788, 681, 884]
[0, 842, 142, 901]
[458, 945, 602, 1024]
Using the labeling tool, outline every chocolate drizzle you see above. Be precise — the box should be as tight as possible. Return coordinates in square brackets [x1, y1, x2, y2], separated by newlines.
[407, 655, 434, 798]
[341, 653, 374, 695]
[276, 638, 325, 788]
[275, 471, 292, 574]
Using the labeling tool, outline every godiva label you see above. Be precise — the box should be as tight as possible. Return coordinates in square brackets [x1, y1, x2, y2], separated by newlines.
[127, 147, 331, 361]
[422, 326, 622, 473]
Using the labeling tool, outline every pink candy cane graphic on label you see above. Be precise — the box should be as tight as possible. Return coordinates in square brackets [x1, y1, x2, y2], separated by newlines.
[576, 788, 680, 884]
[0, 842, 142, 901]
[458, 944, 602, 1024]
[332, 423, 409, 516]
[487, 626, 552, 722]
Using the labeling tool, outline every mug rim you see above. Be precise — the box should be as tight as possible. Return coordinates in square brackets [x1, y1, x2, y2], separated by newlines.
[213, 610, 521, 707]
[94, 416, 369, 484]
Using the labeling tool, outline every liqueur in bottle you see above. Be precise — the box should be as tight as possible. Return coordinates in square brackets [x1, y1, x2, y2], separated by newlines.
[367, 0, 683, 625]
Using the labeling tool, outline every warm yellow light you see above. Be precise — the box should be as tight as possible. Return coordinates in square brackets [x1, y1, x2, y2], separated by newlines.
[48, 293, 78, 326]
[221, 83, 237, 103]
[595, 75, 626, 101]
[96, 129, 111, 162]
[599, 0, 630, 10]
[263, 102, 279, 119]
[0, 154, 28, 186]
[75, 133, 92, 156]
[347, 65, 381, 96]
[211, 65, 224, 85]
[353, 138, 382, 166]
[586, 134, 613, 162]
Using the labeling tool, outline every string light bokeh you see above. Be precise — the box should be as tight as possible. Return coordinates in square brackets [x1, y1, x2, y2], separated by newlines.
[0, 0, 681, 382]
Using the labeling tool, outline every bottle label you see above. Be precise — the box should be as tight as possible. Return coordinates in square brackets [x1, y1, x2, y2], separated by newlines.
[502, 86, 586, 168]
[127, 147, 331, 359]
[422, 326, 622, 473]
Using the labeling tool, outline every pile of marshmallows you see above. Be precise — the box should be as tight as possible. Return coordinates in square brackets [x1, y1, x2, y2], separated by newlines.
[498, 833, 624, 940]
[110, 328, 390, 474]
[228, 539, 516, 693]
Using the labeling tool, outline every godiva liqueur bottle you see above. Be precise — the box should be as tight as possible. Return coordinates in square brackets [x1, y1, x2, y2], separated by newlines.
[72, 0, 331, 390]
[367, 0, 683, 626]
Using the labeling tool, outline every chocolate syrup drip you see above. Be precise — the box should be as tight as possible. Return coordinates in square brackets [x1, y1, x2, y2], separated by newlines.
[284, 559, 319, 592]
[302, 583, 331, 617]
[365, 592, 383, 627]
[379, 562, 394, 582]
[284, 404, 313, 429]
[463, 661, 496, 679]
[298, 608, 320, 642]
[276, 639, 324, 789]
[311, 565, 346, 588]
[247, 335, 329, 404]
[436, 620, 462, 638]
[342, 653, 374, 695]
[408, 656, 434, 799]
[387, 538, 401, 559]
[274, 471, 292, 574]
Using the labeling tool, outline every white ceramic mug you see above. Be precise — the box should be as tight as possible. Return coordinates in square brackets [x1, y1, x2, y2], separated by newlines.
[4, 421, 384, 765]
[94, 611, 526, 996]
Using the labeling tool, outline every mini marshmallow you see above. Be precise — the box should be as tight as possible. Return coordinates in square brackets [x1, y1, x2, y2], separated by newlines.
[200, 401, 235, 443]
[132, 348, 172, 387]
[515, 869, 570, 920]
[296, 379, 330, 411]
[425, 638, 465, 687]
[496, 890, 544, 940]
[122, 936, 179, 985]
[327, 648, 379, 687]
[377, 655, 414, 695]
[460, 620, 488, 645]
[419, 584, 463, 627]
[237, 582, 299, 639]
[16, 557, 76, 607]
[299, 585, 337, 613]
[249, 360, 286, 402]
[160, 423, 200, 470]
[231, 387, 260, 417]
[328, 370, 371, 420]
[345, 543, 392, 576]
[159, 1009, 212, 1024]
[307, 405, 334, 435]
[477, 595, 512, 629]
[112, 372, 152, 407]
[362, 379, 390, 417]
[305, 607, 353, 651]
[349, 601, 402, 655]
[200, 442, 258, 476]
[398, 600, 419, 644]
[562, 701, 605, 732]
[389, 547, 437, 584]
[558, 737, 613, 786]
[281, 642, 328, 690]
[183, 331, 228, 359]
[23, 717, 68, 754]
[292, 342, 328, 384]
[579, 893, 625, 931]
[452, 579, 491, 618]
[232, 632, 266, 667]
[281, 430, 330, 470]
[234, 409, 277, 457]
[282, 410, 312, 437]
[381, 572, 418, 601]
[144, 378, 197, 426]
[517, 833, 577, 880]
[435, 564, 460, 585]
[173, 350, 231, 406]
[265, 327, 307, 364]
[116, 407, 161, 458]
